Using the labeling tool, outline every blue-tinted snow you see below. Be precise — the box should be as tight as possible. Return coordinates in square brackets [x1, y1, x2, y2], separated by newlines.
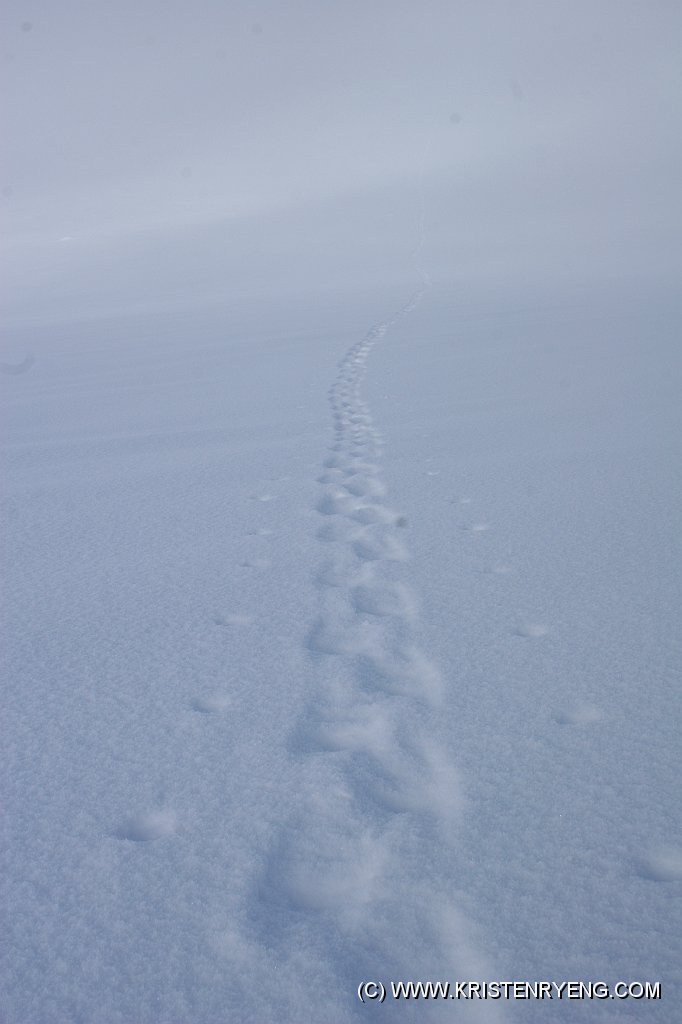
[2, 2, 681, 1022]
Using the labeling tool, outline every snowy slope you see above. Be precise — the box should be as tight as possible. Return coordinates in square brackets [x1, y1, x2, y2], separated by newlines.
[2, 217, 680, 1022]
[2, 3, 681, 1022]
[368, 283, 682, 1021]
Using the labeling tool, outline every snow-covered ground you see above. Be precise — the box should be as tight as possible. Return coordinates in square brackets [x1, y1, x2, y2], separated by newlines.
[2, 3, 681, 1022]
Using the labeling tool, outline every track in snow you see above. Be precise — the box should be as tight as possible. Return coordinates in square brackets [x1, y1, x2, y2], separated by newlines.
[244, 214, 505, 1021]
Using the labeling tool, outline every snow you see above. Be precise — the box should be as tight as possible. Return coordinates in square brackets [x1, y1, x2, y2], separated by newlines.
[2, 3, 681, 1022]
[3, 228, 680, 1023]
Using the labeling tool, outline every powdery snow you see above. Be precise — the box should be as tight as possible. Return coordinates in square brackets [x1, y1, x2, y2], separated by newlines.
[2, 241, 680, 1023]
[2, 4, 681, 1022]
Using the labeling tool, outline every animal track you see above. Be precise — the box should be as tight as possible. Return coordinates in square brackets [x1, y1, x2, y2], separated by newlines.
[214, 613, 253, 627]
[553, 704, 602, 725]
[359, 644, 444, 705]
[192, 693, 231, 714]
[306, 616, 371, 657]
[636, 846, 682, 882]
[116, 809, 176, 842]
[239, 556, 271, 569]
[515, 622, 548, 638]
[352, 531, 408, 562]
[342, 475, 386, 499]
[316, 519, 354, 543]
[316, 489, 353, 516]
[350, 504, 393, 525]
[351, 581, 416, 619]
[245, 189, 493, 998]
[1, 354, 35, 375]
[315, 560, 350, 588]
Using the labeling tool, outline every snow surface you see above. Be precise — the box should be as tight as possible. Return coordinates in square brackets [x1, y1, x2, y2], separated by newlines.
[3, 224, 681, 1023]
[2, 4, 681, 1023]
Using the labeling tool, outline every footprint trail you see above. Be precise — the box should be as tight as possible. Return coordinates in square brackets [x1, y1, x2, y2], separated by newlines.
[245, 211, 503, 1020]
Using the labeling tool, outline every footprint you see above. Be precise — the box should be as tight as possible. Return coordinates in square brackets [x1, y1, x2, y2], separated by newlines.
[250, 494, 274, 503]
[345, 461, 380, 477]
[316, 560, 351, 588]
[350, 505, 397, 526]
[316, 489, 352, 516]
[116, 809, 176, 842]
[351, 582, 416, 619]
[350, 437, 382, 453]
[461, 522, 490, 533]
[359, 645, 444, 706]
[279, 820, 388, 922]
[343, 476, 386, 499]
[369, 740, 463, 822]
[514, 622, 548, 638]
[323, 454, 348, 470]
[317, 520, 355, 543]
[312, 703, 395, 758]
[239, 557, 271, 569]
[553, 704, 602, 726]
[1, 354, 35, 375]
[472, 562, 513, 575]
[636, 847, 682, 882]
[317, 469, 345, 485]
[353, 532, 408, 562]
[306, 618, 369, 657]
[192, 693, 231, 714]
[214, 614, 253, 627]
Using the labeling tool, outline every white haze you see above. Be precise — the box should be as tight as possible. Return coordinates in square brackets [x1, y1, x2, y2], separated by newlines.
[1, 0, 680, 320]
[2, 4, 681, 1024]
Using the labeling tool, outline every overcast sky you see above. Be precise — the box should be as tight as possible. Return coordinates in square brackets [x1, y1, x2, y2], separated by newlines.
[1, 1, 679, 317]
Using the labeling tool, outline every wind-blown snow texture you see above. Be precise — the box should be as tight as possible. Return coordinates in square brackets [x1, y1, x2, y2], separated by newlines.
[2, 3, 682, 1023]
[3, 238, 681, 1024]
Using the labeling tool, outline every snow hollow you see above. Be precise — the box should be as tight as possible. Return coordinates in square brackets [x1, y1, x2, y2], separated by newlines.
[2, 3, 681, 1023]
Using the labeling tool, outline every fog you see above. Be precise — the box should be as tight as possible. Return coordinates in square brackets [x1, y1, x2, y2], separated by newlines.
[3, 7, 681, 1022]
[1, 1, 680, 319]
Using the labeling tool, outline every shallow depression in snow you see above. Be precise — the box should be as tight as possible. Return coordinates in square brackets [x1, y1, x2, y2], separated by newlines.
[115, 809, 177, 843]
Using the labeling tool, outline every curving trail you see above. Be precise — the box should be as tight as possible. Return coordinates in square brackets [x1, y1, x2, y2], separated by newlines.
[247, 213, 504, 1022]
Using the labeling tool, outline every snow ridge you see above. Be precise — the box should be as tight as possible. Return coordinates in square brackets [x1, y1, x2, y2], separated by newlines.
[246, 220, 504, 1021]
